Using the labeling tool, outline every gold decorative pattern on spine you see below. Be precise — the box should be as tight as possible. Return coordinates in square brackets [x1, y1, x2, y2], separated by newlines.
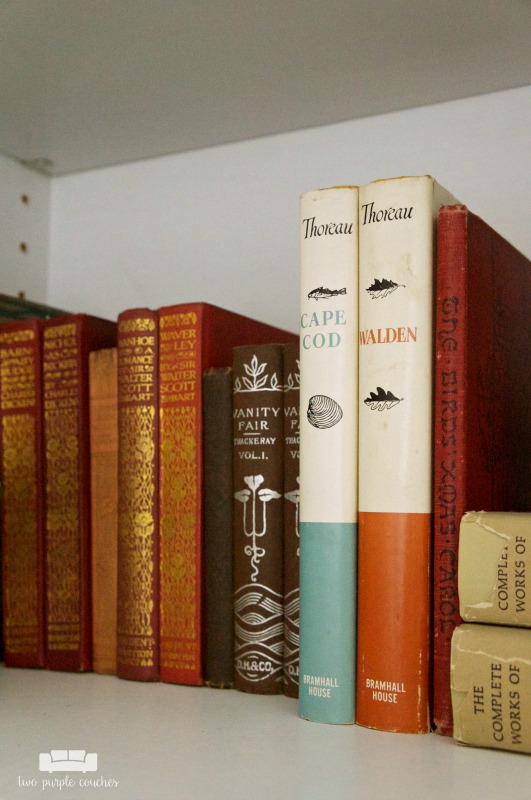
[44, 401, 80, 650]
[118, 405, 156, 644]
[2, 414, 39, 652]
[43, 322, 81, 651]
[160, 405, 197, 642]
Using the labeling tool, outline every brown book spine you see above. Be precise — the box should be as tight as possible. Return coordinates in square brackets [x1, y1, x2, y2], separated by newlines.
[282, 341, 300, 697]
[233, 343, 285, 694]
[42, 313, 117, 672]
[203, 366, 234, 688]
[0, 318, 46, 667]
[89, 347, 118, 675]
[117, 308, 159, 681]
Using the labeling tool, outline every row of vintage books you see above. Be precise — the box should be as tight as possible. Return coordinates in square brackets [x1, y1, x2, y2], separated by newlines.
[0, 304, 298, 694]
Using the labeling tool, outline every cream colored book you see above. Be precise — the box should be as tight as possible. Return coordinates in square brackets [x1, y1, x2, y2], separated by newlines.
[451, 623, 531, 754]
[356, 175, 458, 732]
[299, 185, 358, 724]
[459, 510, 531, 626]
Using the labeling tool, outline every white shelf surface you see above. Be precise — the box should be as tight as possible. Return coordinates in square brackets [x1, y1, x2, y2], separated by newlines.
[1, 665, 528, 799]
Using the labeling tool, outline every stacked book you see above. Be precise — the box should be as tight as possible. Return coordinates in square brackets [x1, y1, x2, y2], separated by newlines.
[451, 511, 531, 754]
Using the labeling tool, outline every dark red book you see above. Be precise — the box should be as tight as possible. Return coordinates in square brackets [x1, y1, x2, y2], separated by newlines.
[0, 318, 46, 668]
[282, 341, 300, 697]
[116, 308, 160, 681]
[432, 205, 531, 734]
[158, 303, 297, 685]
[89, 347, 119, 676]
[42, 313, 117, 672]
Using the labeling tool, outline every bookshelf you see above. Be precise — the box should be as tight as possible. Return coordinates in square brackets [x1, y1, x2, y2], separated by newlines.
[1, 664, 530, 800]
[1, 7, 530, 797]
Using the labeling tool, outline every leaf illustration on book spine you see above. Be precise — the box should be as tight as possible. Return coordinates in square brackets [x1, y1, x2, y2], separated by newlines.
[234, 474, 281, 581]
[234, 355, 281, 393]
[364, 387, 402, 411]
[307, 394, 343, 429]
[366, 278, 405, 299]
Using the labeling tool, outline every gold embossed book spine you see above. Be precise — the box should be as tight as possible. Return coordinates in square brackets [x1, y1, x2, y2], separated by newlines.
[158, 303, 204, 685]
[42, 313, 117, 672]
[0, 318, 46, 668]
[116, 308, 160, 681]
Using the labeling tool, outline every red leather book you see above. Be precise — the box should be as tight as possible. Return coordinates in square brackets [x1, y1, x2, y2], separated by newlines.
[116, 308, 160, 681]
[433, 205, 531, 735]
[89, 347, 118, 675]
[158, 302, 297, 685]
[0, 318, 46, 668]
[42, 313, 117, 672]
[282, 341, 300, 697]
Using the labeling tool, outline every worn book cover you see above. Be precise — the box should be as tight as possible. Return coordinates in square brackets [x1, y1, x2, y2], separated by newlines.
[42, 313, 117, 672]
[451, 623, 531, 754]
[458, 511, 531, 627]
[0, 318, 46, 668]
[433, 205, 531, 735]
[233, 343, 285, 694]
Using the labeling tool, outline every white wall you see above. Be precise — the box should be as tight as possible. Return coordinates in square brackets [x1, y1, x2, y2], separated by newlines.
[48, 86, 531, 333]
[0, 155, 50, 302]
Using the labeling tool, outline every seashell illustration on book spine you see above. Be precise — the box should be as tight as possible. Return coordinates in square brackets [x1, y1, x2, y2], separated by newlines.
[306, 394, 343, 429]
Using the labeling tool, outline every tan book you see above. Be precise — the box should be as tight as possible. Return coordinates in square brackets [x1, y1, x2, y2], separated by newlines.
[451, 623, 531, 754]
[89, 347, 118, 675]
[459, 511, 531, 627]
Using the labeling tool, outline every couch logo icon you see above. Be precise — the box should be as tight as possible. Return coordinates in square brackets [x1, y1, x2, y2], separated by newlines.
[39, 750, 98, 773]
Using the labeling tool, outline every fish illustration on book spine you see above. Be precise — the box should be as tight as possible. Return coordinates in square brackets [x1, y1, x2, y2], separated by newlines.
[308, 287, 347, 301]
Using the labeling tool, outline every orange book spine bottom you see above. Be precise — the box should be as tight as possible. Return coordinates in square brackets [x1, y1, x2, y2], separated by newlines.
[356, 511, 431, 733]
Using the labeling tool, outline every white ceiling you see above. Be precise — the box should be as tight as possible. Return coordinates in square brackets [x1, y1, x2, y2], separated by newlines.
[1, 0, 531, 176]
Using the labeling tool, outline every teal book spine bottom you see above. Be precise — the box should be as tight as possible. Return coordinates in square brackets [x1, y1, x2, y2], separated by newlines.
[298, 521, 356, 724]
